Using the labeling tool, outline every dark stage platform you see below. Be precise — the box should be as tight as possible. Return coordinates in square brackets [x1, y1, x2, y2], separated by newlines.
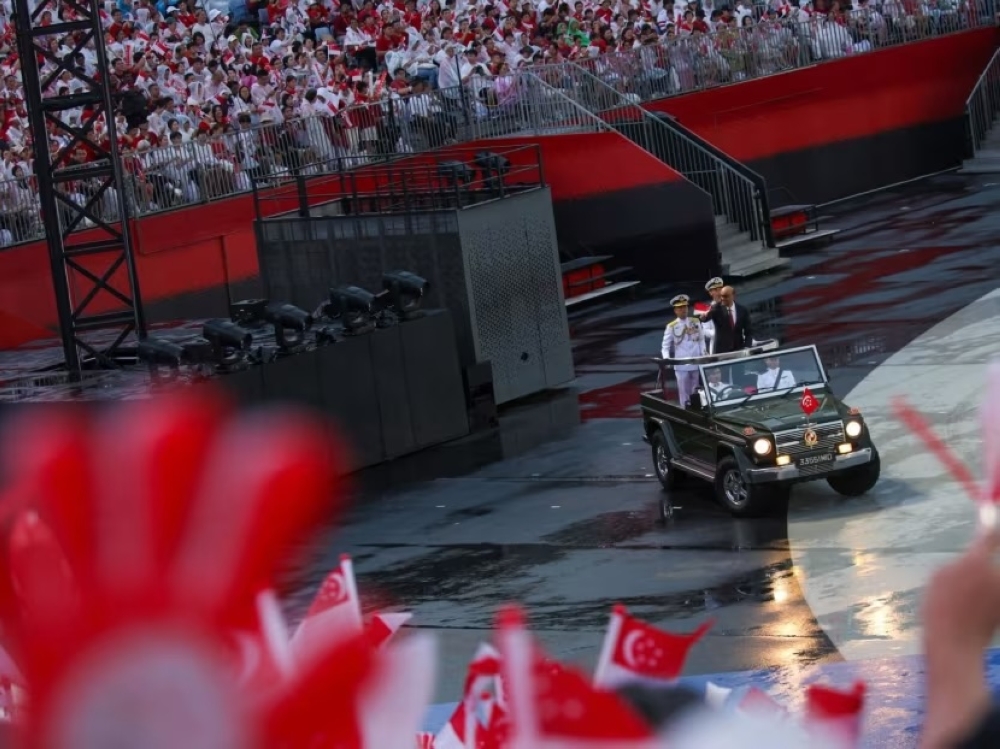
[0, 310, 470, 474]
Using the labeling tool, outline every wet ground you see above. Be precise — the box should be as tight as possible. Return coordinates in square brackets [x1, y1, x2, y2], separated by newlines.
[284, 171, 1000, 703]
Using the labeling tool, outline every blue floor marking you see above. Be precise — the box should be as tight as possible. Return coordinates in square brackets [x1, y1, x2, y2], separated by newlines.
[422, 647, 1000, 747]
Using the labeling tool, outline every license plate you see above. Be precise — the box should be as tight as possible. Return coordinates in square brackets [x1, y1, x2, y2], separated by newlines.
[798, 453, 834, 467]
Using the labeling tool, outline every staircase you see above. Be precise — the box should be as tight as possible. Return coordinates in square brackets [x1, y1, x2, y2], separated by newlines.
[960, 49, 1000, 175]
[537, 64, 787, 279]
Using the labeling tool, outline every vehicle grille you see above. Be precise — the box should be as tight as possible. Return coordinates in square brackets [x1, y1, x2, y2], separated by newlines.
[774, 421, 845, 457]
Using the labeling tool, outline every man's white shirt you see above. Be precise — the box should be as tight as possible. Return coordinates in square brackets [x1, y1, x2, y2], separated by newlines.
[756, 368, 796, 391]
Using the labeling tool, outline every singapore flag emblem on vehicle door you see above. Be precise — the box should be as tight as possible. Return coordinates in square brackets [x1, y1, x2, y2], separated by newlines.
[800, 388, 819, 416]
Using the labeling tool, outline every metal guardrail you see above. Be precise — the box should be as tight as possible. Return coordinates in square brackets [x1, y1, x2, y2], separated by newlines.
[572, 3, 993, 101]
[535, 62, 773, 248]
[0, 78, 601, 249]
[252, 144, 545, 218]
[965, 47, 1000, 156]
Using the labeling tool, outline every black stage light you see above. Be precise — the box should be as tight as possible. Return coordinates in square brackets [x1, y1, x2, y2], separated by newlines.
[326, 285, 377, 336]
[230, 298, 269, 326]
[474, 150, 510, 192]
[202, 319, 253, 370]
[382, 271, 429, 320]
[263, 301, 314, 353]
[180, 338, 214, 364]
[437, 160, 473, 187]
[138, 337, 185, 383]
[314, 325, 339, 346]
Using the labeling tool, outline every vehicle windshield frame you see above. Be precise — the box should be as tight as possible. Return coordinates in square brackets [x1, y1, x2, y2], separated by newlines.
[698, 345, 830, 412]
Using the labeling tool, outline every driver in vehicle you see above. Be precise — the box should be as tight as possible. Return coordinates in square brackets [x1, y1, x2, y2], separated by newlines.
[756, 356, 797, 391]
[705, 368, 730, 400]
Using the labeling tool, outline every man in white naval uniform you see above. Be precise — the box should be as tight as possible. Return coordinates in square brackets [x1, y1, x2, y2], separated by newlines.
[756, 356, 796, 391]
[662, 294, 706, 408]
[701, 276, 724, 354]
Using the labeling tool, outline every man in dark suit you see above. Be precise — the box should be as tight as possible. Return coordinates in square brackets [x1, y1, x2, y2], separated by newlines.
[698, 286, 752, 354]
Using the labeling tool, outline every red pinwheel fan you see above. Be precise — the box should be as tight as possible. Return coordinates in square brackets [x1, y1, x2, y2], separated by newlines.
[0, 391, 434, 748]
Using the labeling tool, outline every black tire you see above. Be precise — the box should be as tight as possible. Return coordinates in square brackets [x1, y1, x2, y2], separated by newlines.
[827, 448, 881, 497]
[658, 495, 675, 523]
[651, 432, 679, 491]
[714, 455, 769, 517]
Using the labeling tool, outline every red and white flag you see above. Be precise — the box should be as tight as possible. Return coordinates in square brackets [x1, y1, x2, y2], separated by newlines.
[800, 387, 819, 416]
[804, 681, 865, 747]
[236, 588, 294, 697]
[592, 604, 713, 689]
[367, 611, 412, 650]
[496, 606, 657, 749]
[290, 554, 362, 664]
[435, 642, 503, 749]
[416, 732, 437, 748]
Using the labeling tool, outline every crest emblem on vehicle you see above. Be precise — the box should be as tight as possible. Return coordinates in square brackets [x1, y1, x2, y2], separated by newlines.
[803, 428, 819, 447]
[743, 427, 755, 436]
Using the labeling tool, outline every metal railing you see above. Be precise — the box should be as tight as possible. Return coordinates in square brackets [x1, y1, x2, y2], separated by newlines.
[531, 63, 772, 248]
[0, 78, 603, 249]
[252, 144, 545, 218]
[572, 3, 993, 101]
[965, 47, 1000, 156]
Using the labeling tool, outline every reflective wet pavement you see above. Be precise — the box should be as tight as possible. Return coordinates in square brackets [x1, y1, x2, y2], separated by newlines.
[285, 172, 1000, 703]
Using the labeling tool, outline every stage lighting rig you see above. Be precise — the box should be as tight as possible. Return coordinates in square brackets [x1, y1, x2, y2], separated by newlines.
[437, 160, 474, 188]
[230, 299, 269, 327]
[263, 302, 314, 353]
[382, 271, 429, 321]
[138, 337, 186, 383]
[202, 319, 253, 371]
[324, 285, 378, 336]
[474, 151, 511, 192]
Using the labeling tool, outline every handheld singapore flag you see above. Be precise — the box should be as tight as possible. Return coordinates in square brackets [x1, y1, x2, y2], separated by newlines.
[592, 604, 713, 689]
[496, 606, 658, 749]
[804, 681, 866, 748]
[0, 391, 436, 749]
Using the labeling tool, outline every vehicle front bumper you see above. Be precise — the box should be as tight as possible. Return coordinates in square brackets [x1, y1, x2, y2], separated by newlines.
[745, 447, 874, 484]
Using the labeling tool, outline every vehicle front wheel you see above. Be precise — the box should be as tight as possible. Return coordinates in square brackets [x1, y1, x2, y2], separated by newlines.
[827, 449, 881, 497]
[651, 432, 680, 492]
[715, 456, 769, 517]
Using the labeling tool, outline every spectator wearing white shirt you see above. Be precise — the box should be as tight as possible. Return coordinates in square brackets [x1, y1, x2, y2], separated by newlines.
[191, 9, 219, 47]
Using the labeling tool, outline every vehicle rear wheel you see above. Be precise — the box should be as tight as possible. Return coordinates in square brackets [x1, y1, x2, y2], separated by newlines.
[714, 456, 768, 517]
[651, 432, 680, 491]
[827, 449, 881, 497]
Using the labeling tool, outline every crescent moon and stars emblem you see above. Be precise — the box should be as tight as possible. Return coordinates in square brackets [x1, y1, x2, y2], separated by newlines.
[621, 629, 664, 670]
[316, 571, 348, 610]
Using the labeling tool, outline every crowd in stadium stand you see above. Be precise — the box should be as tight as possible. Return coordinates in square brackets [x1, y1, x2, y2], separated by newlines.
[0, 0, 982, 243]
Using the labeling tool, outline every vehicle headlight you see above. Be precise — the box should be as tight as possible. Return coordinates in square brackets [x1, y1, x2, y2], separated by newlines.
[845, 420, 863, 439]
[753, 438, 772, 456]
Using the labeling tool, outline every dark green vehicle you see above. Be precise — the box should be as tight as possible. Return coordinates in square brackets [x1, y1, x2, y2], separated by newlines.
[642, 343, 880, 518]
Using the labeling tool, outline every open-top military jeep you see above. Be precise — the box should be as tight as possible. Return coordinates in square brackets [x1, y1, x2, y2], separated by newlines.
[641, 343, 880, 518]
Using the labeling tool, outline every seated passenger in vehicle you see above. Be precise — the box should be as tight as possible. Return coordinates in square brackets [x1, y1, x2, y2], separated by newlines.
[756, 356, 797, 391]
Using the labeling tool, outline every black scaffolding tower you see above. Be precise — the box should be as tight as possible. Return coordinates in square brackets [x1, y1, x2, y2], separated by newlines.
[13, 0, 145, 375]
